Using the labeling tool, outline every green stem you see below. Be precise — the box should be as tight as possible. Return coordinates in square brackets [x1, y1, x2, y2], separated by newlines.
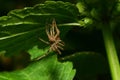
[102, 24, 120, 80]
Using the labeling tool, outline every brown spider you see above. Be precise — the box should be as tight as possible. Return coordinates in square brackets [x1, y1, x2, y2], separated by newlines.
[37, 19, 64, 60]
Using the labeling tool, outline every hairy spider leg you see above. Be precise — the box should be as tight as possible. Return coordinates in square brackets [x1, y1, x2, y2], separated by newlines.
[46, 25, 52, 41]
[49, 24, 55, 38]
[39, 38, 49, 44]
[57, 44, 64, 50]
[53, 19, 60, 39]
[51, 42, 61, 54]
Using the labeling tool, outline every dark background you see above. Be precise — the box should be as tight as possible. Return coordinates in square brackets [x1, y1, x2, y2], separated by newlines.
[0, 0, 77, 16]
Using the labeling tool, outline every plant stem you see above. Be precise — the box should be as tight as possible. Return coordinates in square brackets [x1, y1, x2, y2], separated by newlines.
[102, 24, 120, 80]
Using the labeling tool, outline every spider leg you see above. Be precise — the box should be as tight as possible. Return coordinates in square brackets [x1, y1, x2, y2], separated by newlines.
[35, 50, 50, 60]
[51, 21, 56, 37]
[57, 45, 64, 50]
[46, 25, 52, 40]
[49, 19, 57, 39]
[50, 46, 55, 52]
[50, 24, 54, 37]
[39, 38, 49, 44]
[57, 40, 64, 46]
[53, 19, 60, 38]
[52, 43, 62, 54]
[46, 25, 49, 36]
[58, 43, 64, 46]
[48, 19, 56, 39]
[49, 44, 61, 54]
[55, 47, 61, 54]
[52, 19, 57, 36]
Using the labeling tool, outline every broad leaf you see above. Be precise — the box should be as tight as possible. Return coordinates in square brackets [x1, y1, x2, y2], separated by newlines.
[0, 1, 80, 56]
[0, 47, 76, 80]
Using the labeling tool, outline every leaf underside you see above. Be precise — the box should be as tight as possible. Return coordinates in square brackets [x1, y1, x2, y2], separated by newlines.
[0, 1, 79, 56]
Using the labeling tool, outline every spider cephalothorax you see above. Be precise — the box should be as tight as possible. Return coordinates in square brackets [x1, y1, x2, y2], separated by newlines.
[39, 19, 64, 55]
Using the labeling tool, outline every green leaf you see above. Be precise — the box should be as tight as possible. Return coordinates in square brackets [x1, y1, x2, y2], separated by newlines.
[28, 45, 49, 60]
[0, 1, 80, 56]
[0, 55, 75, 80]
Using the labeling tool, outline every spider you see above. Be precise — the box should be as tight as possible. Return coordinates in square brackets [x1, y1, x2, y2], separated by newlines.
[36, 19, 64, 60]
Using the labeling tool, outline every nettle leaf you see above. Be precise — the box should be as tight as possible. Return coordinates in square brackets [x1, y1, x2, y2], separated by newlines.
[0, 55, 76, 80]
[0, 1, 80, 56]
